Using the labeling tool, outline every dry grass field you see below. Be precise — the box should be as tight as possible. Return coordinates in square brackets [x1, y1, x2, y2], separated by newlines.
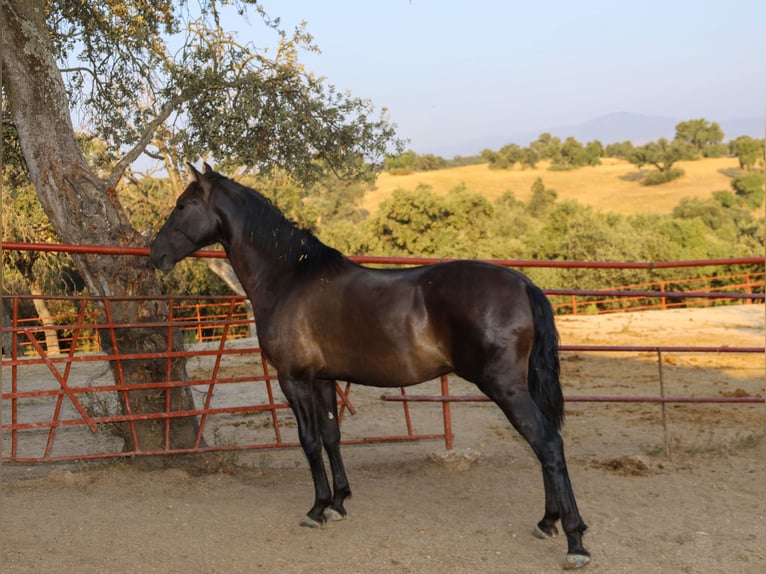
[362, 157, 741, 215]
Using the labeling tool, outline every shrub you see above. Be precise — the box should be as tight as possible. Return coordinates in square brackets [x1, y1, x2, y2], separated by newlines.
[731, 172, 765, 209]
[642, 167, 684, 186]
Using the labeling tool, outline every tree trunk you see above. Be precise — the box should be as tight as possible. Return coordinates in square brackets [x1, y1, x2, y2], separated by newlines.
[206, 259, 257, 339]
[2, 0, 204, 465]
[1, 298, 17, 358]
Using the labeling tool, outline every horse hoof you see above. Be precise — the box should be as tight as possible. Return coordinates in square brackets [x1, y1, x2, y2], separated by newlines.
[324, 508, 346, 522]
[533, 525, 558, 539]
[564, 553, 591, 570]
[299, 516, 323, 528]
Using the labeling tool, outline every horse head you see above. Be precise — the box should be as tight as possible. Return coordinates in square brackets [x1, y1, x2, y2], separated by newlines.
[149, 162, 222, 271]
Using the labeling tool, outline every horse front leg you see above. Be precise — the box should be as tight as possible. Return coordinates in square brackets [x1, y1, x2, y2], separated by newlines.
[279, 376, 333, 527]
[315, 379, 351, 519]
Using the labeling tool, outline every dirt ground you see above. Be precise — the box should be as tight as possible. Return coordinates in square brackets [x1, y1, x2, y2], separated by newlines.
[2, 305, 764, 573]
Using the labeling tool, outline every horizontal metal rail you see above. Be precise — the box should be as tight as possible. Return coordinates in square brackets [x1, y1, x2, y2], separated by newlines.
[383, 345, 765, 456]
[383, 395, 764, 404]
[2, 241, 764, 269]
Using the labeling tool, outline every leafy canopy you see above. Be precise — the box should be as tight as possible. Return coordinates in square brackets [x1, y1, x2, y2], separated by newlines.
[46, 0, 402, 185]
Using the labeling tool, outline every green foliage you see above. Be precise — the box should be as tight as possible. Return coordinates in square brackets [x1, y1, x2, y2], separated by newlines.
[315, 219, 369, 256]
[526, 178, 558, 218]
[482, 144, 538, 170]
[444, 155, 485, 168]
[482, 135, 601, 172]
[299, 175, 368, 233]
[731, 172, 765, 209]
[487, 192, 534, 257]
[157, 258, 229, 297]
[366, 184, 496, 258]
[622, 118, 734, 185]
[674, 119, 724, 155]
[628, 138, 693, 173]
[604, 140, 634, 159]
[43, 1, 403, 186]
[641, 167, 685, 186]
[653, 218, 716, 258]
[356, 173, 762, 294]
[120, 176, 177, 238]
[672, 197, 742, 237]
[384, 150, 448, 174]
[711, 189, 737, 209]
[1, 157, 82, 297]
[241, 169, 369, 239]
[701, 143, 729, 158]
[528, 201, 647, 288]
[366, 186, 452, 256]
[551, 137, 586, 169]
[519, 146, 540, 168]
[585, 140, 604, 166]
[730, 136, 765, 170]
[483, 144, 524, 169]
[530, 133, 562, 163]
[6, 159, 763, 299]
[384, 152, 485, 174]
[546, 138, 603, 169]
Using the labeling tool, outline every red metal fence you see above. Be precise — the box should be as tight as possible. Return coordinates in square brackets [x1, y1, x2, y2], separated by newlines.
[1, 243, 764, 463]
[7, 271, 764, 356]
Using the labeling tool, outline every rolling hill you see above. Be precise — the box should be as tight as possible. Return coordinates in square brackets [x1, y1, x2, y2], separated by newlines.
[362, 156, 743, 215]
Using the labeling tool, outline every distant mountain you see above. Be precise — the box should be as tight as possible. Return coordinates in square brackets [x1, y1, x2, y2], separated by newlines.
[543, 112, 679, 145]
[452, 112, 764, 157]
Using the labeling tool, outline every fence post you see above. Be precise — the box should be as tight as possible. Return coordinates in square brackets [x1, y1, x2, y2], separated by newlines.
[657, 349, 670, 458]
[196, 303, 203, 342]
[441, 375, 453, 450]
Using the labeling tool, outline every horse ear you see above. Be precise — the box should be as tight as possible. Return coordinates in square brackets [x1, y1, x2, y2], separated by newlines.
[203, 162, 214, 174]
[187, 162, 202, 182]
[188, 162, 214, 201]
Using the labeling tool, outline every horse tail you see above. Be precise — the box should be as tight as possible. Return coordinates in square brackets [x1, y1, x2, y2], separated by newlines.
[525, 281, 565, 430]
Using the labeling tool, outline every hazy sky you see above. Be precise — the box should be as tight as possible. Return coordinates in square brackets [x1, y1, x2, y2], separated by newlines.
[238, 1, 765, 156]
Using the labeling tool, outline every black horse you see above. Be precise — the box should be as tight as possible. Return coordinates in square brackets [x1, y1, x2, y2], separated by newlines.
[150, 164, 590, 569]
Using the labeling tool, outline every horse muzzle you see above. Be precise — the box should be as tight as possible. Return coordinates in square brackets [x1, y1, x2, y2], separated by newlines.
[149, 246, 176, 272]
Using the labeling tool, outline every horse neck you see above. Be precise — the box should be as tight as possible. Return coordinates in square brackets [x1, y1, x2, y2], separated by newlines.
[212, 186, 338, 317]
[224, 245, 286, 318]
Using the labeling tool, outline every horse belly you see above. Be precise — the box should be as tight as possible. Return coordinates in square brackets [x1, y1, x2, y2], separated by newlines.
[320, 325, 451, 388]
[327, 349, 450, 388]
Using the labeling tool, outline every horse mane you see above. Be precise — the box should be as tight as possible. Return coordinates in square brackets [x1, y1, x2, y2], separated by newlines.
[206, 170, 347, 273]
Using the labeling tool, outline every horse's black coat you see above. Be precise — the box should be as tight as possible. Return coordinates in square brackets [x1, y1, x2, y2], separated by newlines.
[150, 164, 589, 568]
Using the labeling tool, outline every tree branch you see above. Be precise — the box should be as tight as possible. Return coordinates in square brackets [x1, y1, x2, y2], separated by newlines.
[107, 90, 195, 188]
[59, 66, 96, 77]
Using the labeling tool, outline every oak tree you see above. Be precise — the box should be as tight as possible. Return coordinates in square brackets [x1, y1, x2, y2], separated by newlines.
[2, 0, 399, 462]
[674, 118, 724, 156]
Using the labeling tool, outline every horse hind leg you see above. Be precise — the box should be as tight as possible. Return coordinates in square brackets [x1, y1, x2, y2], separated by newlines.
[533, 470, 560, 538]
[315, 379, 351, 520]
[476, 370, 590, 569]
